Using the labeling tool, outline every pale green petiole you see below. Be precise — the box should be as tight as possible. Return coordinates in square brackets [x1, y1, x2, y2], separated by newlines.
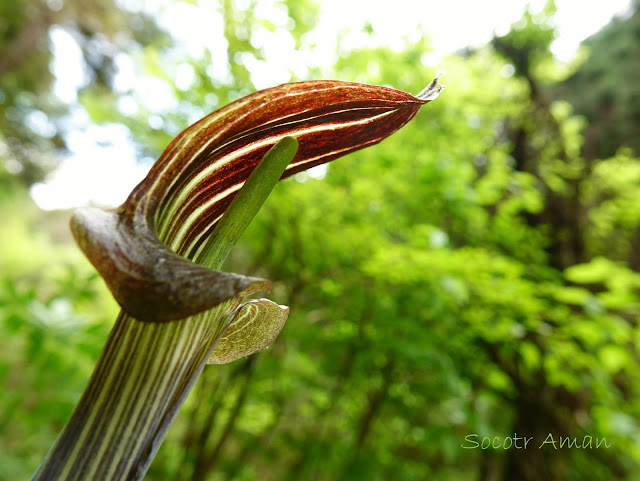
[197, 136, 299, 270]
[31, 136, 298, 481]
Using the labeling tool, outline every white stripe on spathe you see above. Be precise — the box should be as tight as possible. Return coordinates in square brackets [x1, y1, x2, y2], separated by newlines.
[160, 109, 397, 253]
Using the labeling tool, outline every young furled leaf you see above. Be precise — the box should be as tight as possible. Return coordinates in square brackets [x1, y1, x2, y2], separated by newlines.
[208, 300, 289, 364]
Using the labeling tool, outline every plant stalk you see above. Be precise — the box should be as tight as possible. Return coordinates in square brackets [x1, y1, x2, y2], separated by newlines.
[31, 308, 230, 481]
[32, 137, 298, 481]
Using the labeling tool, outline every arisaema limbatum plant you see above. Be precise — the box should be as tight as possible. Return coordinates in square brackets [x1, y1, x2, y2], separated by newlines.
[32, 75, 444, 481]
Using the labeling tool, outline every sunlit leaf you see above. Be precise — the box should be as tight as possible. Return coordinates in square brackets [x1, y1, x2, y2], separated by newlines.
[208, 299, 289, 364]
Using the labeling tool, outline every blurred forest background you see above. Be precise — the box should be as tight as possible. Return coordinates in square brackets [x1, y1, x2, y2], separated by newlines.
[2, 0, 640, 480]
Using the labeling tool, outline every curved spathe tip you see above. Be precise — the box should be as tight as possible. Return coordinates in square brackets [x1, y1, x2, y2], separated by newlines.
[416, 72, 445, 102]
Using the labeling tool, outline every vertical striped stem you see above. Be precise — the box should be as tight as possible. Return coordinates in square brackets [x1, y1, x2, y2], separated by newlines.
[31, 306, 230, 481]
[31, 138, 299, 481]
[29, 78, 441, 479]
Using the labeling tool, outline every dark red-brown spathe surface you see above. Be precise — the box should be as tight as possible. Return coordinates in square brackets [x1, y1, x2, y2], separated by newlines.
[71, 79, 442, 322]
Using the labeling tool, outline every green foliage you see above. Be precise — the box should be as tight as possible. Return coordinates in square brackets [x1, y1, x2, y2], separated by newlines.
[0, 192, 116, 480]
[555, 5, 640, 159]
[0, 0, 168, 187]
[581, 148, 640, 262]
[2, 1, 640, 481]
[492, 0, 557, 81]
